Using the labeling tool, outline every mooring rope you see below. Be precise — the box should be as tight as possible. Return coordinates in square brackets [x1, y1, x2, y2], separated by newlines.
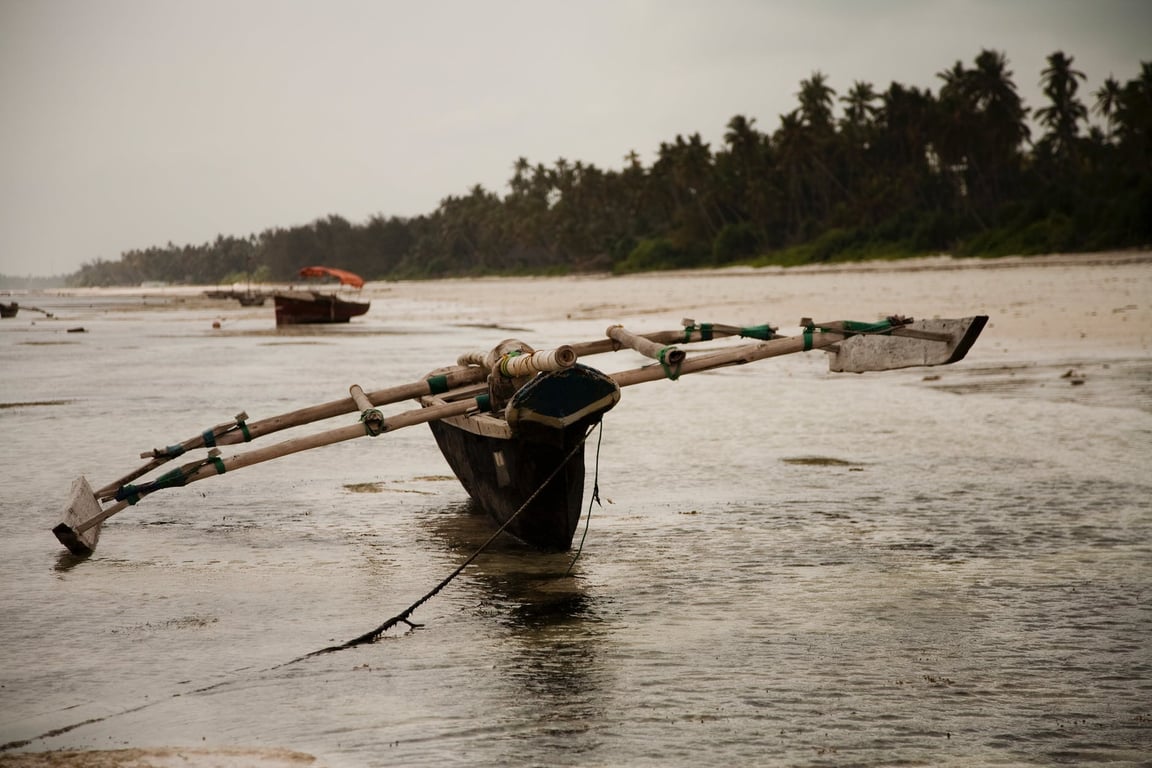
[3, 425, 607, 751]
[286, 422, 601, 664]
[567, 421, 604, 574]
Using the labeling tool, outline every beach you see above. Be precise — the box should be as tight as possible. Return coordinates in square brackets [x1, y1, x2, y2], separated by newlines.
[1, 252, 1149, 767]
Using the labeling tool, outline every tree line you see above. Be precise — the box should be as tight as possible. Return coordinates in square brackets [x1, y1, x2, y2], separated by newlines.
[69, 49, 1151, 287]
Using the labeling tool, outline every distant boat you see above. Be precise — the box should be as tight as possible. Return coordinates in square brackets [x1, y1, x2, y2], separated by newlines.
[203, 289, 267, 306]
[273, 266, 370, 326]
[0, 302, 17, 318]
[236, 292, 266, 307]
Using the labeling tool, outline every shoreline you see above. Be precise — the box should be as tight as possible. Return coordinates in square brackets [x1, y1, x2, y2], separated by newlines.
[5, 251, 1149, 352]
[5, 250, 1150, 297]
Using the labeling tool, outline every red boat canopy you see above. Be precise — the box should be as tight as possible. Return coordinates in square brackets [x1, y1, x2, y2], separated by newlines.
[297, 266, 365, 289]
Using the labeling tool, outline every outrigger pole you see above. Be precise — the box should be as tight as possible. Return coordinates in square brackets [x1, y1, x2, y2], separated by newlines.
[53, 315, 986, 556]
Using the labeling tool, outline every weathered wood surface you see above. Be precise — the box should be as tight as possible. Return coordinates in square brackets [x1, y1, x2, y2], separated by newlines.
[826, 317, 988, 372]
[605, 325, 685, 366]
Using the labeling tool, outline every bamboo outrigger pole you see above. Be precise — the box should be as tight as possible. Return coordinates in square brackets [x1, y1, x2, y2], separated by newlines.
[53, 316, 986, 556]
[53, 346, 581, 556]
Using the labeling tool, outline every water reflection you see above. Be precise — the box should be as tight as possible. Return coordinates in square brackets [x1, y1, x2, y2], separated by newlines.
[52, 551, 90, 573]
[420, 500, 609, 758]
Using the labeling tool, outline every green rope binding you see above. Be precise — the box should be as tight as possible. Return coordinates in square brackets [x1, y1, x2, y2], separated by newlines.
[427, 374, 450, 395]
[683, 322, 714, 342]
[658, 347, 682, 380]
[839, 319, 896, 334]
[360, 408, 385, 436]
[115, 466, 189, 504]
[738, 324, 776, 340]
[115, 454, 226, 504]
[498, 350, 522, 378]
[803, 317, 897, 351]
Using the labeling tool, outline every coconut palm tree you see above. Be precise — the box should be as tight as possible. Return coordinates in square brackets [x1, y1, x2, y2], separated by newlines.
[1093, 76, 1123, 140]
[1036, 51, 1087, 165]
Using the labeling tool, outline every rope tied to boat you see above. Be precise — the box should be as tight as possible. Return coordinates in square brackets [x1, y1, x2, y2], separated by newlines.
[658, 346, 682, 380]
[682, 322, 714, 342]
[567, 421, 604, 574]
[199, 414, 252, 448]
[737, 323, 776, 340]
[426, 374, 451, 395]
[801, 316, 909, 350]
[114, 452, 225, 504]
[681, 321, 777, 342]
[360, 408, 386, 436]
[498, 350, 522, 377]
[291, 422, 601, 661]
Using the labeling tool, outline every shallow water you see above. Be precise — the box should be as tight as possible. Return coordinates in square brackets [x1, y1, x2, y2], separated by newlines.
[1, 283, 1150, 767]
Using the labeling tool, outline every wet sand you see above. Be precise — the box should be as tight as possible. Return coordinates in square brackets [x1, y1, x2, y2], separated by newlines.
[2, 251, 1149, 768]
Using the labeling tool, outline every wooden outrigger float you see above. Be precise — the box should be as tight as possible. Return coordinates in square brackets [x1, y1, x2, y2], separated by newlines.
[53, 314, 987, 556]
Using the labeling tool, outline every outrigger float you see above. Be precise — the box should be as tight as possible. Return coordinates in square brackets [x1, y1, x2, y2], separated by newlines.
[53, 314, 987, 556]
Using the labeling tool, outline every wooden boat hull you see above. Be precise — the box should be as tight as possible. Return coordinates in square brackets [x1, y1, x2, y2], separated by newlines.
[424, 364, 620, 551]
[0, 302, 17, 318]
[427, 419, 589, 551]
[273, 292, 369, 325]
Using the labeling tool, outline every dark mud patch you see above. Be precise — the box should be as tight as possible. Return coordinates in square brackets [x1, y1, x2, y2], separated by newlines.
[781, 456, 864, 467]
[344, 481, 435, 495]
[0, 400, 73, 409]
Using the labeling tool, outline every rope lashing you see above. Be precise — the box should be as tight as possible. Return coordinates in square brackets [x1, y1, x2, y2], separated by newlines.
[801, 317, 905, 350]
[150, 444, 187, 460]
[360, 408, 386, 436]
[681, 321, 777, 341]
[426, 374, 451, 395]
[498, 350, 523, 377]
[737, 324, 776, 340]
[682, 322, 714, 342]
[658, 346, 683, 380]
[200, 413, 251, 448]
[115, 452, 225, 504]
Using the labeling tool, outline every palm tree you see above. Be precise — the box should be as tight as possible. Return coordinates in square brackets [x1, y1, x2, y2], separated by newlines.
[937, 50, 1030, 216]
[1093, 76, 1123, 140]
[1036, 51, 1087, 164]
[797, 71, 837, 131]
[840, 80, 880, 131]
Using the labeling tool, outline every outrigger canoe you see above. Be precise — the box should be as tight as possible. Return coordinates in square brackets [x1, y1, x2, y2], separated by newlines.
[53, 313, 987, 556]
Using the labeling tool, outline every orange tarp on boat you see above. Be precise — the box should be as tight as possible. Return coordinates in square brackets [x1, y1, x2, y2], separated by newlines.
[297, 266, 365, 289]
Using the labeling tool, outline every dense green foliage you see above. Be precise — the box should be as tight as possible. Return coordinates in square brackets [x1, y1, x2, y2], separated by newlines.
[69, 50, 1151, 287]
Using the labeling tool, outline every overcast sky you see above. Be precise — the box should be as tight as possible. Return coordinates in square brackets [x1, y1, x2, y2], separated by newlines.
[1, 0, 1147, 276]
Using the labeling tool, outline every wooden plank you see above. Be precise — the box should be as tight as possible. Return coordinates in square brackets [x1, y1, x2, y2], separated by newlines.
[826, 316, 987, 372]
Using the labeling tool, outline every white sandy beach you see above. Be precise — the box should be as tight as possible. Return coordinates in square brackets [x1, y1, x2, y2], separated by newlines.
[381, 251, 1151, 354]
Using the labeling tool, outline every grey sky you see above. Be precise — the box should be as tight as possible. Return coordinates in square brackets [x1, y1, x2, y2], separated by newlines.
[1, 0, 1147, 277]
